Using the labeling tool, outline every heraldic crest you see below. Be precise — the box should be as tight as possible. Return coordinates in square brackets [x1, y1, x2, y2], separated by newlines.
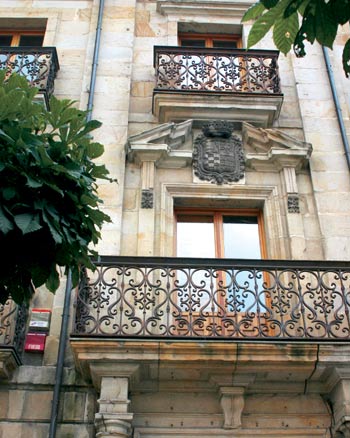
[193, 121, 245, 184]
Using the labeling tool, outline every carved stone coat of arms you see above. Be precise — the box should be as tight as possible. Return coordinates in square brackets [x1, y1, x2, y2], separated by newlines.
[193, 121, 245, 184]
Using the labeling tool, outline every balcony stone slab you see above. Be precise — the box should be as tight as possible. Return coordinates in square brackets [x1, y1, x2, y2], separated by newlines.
[153, 92, 283, 127]
[0, 349, 21, 380]
[157, 0, 256, 19]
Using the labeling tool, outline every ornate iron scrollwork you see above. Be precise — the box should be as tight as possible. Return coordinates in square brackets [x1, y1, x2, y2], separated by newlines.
[193, 121, 245, 184]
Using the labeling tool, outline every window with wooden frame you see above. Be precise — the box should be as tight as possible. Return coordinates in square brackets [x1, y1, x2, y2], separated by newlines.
[175, 209, 267, 315]
[175, 209, 265, 260]
[179, 33, 242, 49]
[0, 30, 44, 47]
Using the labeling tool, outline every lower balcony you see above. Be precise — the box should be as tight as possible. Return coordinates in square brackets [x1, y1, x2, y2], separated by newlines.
[0, 299, 28, 379]
[153, 46, 284, 126]
[0, 47, 59, 108]
[72, 256, 350, 342]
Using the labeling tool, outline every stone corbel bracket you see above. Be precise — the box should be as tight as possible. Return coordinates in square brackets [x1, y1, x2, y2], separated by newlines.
[243, 123, 312, 214]
[219, 386, 245, 429]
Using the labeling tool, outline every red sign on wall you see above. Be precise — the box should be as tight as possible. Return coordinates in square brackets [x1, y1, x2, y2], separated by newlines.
[24, 333, 47, 353]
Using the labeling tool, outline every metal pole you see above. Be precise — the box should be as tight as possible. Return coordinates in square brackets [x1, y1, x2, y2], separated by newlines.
[48, 270, 72, 438]
[322, 46, 350, 171]
[87, 0, 105, 120]
[48, 0, 105, 435]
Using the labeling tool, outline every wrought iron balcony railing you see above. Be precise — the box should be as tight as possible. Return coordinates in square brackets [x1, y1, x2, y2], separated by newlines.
[0, 299, 28, 356]
[72, 257, 350, 342]
[0, 47, 60, 107]
[154, 46, 282, 95]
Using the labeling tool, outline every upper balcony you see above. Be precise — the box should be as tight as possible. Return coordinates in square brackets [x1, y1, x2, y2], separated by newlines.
[153, 46, 284, 126]
[0, 47, 60, 108]
[72, 256, 350, 342]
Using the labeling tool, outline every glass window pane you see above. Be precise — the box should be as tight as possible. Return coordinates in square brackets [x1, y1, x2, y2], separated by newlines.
[18, 35, 44, 47]
[212, 40, 237, 49]
[223, 216, 261, 259]
[180, 39, 206, 47]
[177, 219, 215, 258]
[0, 35, 13, 46]
[223, 216, 262, 311]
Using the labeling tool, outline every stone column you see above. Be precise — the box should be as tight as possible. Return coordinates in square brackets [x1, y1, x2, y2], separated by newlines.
[95, 376, 133, 438]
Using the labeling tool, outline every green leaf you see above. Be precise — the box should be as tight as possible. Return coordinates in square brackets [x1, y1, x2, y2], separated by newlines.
[314, 0, 338, 48]
[273, 12, 299, 54]
[242, 2, 267, 21]
[261, 0, 279, 8]
[328, 0, 350, 25]
[14, 213, 42, 234]
[90, 164, 109, 179]
[71, 264, 80, 288]
[2, 187, 16, 200]
[86, 207, 111, 226]
[37, 145, 55, 166]
[284, 0, 307, 17]
[46, 265, 60, 292]
[30, 264, 51, 288]
[0, 205, 14, 234]
[86, 142, 104, 159]
[42, 211, 63, 244]
[343, 38, 350, 78]
[247, 0, 290, 48]
[0, 128, 15, 144]
[26, 176, 43, 188]
[294, 7, 316, 57]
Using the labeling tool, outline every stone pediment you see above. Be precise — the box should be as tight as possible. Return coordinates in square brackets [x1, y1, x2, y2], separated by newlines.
[243, 122, 312, 171]
[126, 120, 312, 172]
[126, 120, 193, 168]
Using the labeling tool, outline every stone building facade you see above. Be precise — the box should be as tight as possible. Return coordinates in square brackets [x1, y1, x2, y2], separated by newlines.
[0, 0, 350, 437]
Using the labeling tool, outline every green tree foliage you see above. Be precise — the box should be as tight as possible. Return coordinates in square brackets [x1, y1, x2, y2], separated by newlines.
[0, 71, 113, 304]
[242, 0, 350, 76]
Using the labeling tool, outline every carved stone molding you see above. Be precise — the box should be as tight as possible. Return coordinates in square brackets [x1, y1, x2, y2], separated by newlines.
[287, 194, 300, 213]
[193, 121, 244, 184]
[141, 189, 153, 209]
